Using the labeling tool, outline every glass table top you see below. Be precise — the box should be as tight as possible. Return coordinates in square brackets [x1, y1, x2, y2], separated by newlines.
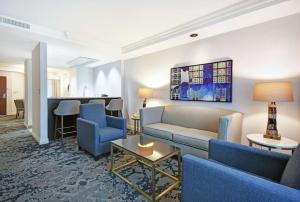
[111, 135, 180, 162]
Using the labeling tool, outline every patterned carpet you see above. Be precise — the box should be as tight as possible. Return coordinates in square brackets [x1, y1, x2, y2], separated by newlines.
[0, 115, 26, 134]
[0, 118, 180, 202]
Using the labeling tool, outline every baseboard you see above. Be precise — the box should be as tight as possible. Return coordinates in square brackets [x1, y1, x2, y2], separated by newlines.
[24, 123, 32, 128]
[31, 131, 49, 145]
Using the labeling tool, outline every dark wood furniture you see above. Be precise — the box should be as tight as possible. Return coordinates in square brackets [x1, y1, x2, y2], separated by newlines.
[48, 97, 120, 140]
[0, 76, 7, 115]
[14, 99, 25, 119]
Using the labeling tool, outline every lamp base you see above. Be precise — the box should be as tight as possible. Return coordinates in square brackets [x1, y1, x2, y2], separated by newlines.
[264, 101, 281, 140]
[263, 133, 281, 140]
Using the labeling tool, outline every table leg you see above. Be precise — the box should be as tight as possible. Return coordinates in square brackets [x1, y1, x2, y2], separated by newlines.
[152, 164, 156, 202]
[178, 151, 181, 180]
[249, 141, 253, 147]
[110, 144, 114, 171]
[133, 120, 137, 134]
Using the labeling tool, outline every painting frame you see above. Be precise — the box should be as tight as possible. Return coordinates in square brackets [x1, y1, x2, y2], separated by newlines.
[170, 60, 233, 103]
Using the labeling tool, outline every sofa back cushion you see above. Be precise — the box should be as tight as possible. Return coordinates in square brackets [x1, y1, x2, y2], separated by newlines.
[80, 103, 107, 128]
[161, 105, 234, 132]
[280, 145, 300, 190]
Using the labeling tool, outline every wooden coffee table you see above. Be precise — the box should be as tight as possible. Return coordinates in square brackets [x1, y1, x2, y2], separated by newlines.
[110, 135, 181, 202]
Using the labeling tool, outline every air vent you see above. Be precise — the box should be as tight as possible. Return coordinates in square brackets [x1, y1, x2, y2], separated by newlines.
[0, 16, 30, 30]
[67, 57, 99, 67]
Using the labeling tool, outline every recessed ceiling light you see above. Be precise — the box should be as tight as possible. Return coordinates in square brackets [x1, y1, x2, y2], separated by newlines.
[190, 33, 198, 38]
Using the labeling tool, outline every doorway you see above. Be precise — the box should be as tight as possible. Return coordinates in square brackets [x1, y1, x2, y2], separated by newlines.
[0, 76, 7, 115]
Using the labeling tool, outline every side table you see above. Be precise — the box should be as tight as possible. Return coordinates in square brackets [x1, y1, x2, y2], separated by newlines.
[131, 114, 140, 135]
[247, 133, 298, 153]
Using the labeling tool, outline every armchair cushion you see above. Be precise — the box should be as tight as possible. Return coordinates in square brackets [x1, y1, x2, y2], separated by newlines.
[99, 127, 124, 143]
[281, 145, 300, 190]
[80, 103, 107, 128]
[209, 139, 290, 182]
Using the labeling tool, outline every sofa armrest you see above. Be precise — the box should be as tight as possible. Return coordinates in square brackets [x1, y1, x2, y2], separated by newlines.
[77, 118, 100, 155]
[182, 154, 300, 202]
[139, 106, 164, 128]
[106, 115, 127, 136]
[209, 139, 290, 182]
[219, 112, 243, 143]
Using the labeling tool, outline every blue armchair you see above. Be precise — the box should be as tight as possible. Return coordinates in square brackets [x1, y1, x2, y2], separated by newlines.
[77, 103, 127, 160]
[182, 139, 300, 202]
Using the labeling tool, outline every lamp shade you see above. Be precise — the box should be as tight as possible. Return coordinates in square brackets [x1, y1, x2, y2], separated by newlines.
[253, 81, 293, 102]
[138, 88, 153, 98]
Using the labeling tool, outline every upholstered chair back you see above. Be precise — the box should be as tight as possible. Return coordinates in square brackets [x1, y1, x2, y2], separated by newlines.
[89, 99, 106, 105]
[106, 99, 123, 111]
[54, 100, 80, 116]
[80, 103, 107, 128]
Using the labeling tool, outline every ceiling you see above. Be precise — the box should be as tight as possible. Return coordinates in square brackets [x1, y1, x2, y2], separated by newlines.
[0, 0, 299, 68]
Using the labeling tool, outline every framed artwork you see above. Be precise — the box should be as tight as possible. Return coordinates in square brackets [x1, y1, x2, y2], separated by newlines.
[170, 60, 232, 102]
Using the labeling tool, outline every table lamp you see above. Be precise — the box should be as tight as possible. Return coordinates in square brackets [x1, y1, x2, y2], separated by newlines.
[138, 88, 153, 108]
[253, 81, 293, 140]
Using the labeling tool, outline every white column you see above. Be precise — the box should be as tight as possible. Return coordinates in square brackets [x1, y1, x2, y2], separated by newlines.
[31, 42, 48, 144]
[24, 59, 32, 128]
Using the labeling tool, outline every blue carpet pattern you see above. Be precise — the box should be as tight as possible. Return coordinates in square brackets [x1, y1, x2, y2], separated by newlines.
[0, 129, 180, 201]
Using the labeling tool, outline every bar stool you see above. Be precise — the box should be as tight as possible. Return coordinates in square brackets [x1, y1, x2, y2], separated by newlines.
[106, 99, 123, 117]
[54, 100, 81, 145]
[89, 99, 105, 106]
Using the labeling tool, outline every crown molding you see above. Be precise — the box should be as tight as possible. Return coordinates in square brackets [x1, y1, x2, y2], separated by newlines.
[122, 0, 288, 53]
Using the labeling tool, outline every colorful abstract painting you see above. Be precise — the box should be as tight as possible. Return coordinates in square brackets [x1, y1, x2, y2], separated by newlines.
[170, 60, 232, 102]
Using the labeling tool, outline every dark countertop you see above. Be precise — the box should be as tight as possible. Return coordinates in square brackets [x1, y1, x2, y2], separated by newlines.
[48, 97, 120, 100]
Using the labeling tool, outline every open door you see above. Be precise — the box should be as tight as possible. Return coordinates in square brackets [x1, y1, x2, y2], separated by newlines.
[0, 76, 7, 115]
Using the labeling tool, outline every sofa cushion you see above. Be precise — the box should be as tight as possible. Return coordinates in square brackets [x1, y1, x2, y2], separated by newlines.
[162, 105, 234, 133]
[173, 128, 218, 150]
[99, 127, 124, 143]
[280, 145, 300, 190]
[143, 123, 186, 140]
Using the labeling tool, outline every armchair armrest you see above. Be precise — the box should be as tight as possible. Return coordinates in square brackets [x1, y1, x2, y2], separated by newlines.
[219, 112, 243, 143]
[209, 139, 290, 182]
[106, 115, 127, 136]
[139, 106, 164, 128]
[77, 118, 100, 155]
[182, 154, 300, 202]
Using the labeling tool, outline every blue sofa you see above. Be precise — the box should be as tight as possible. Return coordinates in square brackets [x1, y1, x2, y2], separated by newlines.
[182, 139, 300, 202]
[77, 103, 127, 160]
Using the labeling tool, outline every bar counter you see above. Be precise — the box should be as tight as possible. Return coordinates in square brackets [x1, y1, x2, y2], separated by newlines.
[48, 97, 120, 140]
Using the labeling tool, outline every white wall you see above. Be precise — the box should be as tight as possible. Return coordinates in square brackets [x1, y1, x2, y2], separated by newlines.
[48, 67, 72, 97]
[0, 70, 24, 115]
[124, 13, 300, 144]
[93, 60, 122, 97]
[24, 59, 32, 127]
[69, 67, 94, 97]
[32, 42, 48, 144]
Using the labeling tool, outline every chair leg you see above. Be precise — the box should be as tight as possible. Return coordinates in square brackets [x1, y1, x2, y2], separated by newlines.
[61, 116, 64, 146]
[94, 156, 100, 161]
[54, 116, 57, 141]
[119, 110, 123, 117]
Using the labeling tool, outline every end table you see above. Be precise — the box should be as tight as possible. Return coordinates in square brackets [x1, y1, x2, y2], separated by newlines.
[247, 133, 298, 153]
[131, 114, 140, 135]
